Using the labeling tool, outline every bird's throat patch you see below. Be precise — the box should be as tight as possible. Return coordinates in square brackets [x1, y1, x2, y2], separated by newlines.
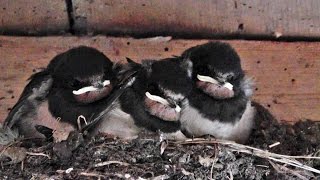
[73, 85, 113, 103]
[144, 97, 180, 122]
[196, 81, 234, 99]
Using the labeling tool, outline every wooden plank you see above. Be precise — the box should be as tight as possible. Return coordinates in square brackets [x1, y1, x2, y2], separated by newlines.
[73, 0, 320, 39]
[0, 0, 69, 35]
[0, 36, 319, 124]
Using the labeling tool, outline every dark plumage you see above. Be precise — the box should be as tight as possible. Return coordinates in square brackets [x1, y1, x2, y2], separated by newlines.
[94, 58, 192, 139]
[179, 42, 256, 143]
[120, 58, 192, 132]
[47, 47, 116, 125]
[3, 46, 116, 141]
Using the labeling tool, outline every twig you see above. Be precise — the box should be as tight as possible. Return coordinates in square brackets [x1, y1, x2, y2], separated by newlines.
[210, 145, 218, 180]
[160, 141, 168, 155]
[228, 170, 234, 180]
[256, 165, 269, 168]
[94, 160, 130, 167]
[77, 115, 87, 130]
[267, 156, 320, 174]
[79, 172, 105, 178]
[26, 152, 51, 159]
[175, 139, 320, 159]
[210, 162, 215, 180]
[80, 172, 133, 179]
[269, 161, 312, 180]
[21, 160, 24, 171]
[268, 142, 281, 148]
[171, 138, 320, 175]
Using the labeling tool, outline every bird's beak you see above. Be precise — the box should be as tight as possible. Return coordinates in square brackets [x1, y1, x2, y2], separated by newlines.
[145, 92, 181, 112]
[144, 91, 182, 122]
[197, 74, 233, 90]
[167, 98, 182, 113]
[93, 81, 105, 89]
[72, 80, 111, 95]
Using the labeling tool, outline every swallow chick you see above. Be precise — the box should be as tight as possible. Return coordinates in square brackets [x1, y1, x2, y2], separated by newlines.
[3, 46, 116, 142]
[93, 58, 192, 140]
[179, 41, 256, 144]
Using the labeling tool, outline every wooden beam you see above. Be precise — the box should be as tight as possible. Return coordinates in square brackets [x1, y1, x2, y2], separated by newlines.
[0, 0, 69, 35]
[1, 0, 319, 39]
[0, 36, 319, 123]
[73, 0, 320, 39]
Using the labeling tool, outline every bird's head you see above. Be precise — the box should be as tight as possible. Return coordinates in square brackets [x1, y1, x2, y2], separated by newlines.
[182, 42, 246, 99]
[51, 46, 116, 104]
[129, 58, 192, 121]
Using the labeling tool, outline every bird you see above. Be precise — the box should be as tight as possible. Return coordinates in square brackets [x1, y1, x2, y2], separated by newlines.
[92, 57, 193, 140]
[178, 41, 256, 144]
[2, 46, 117, 142]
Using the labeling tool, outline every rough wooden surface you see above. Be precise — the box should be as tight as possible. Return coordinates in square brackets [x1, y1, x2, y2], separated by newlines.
[0, 0, 69, 35]
[0, 0, 319, 38]
[0, 36, 319, 123]
[73, 0, 320, 38]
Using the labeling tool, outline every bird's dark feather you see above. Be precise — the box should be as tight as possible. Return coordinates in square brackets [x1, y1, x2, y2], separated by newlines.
[4, 71, 52, 128]
[118, 58, 192, 133]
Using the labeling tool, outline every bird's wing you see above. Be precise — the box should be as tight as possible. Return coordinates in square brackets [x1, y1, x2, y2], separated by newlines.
[81, 69, 139, 133]
[3, 70, 53, 128]
[3, 52, 66, 128]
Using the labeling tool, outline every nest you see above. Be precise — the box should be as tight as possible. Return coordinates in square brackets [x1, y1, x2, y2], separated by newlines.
[0, 102, 319, 179]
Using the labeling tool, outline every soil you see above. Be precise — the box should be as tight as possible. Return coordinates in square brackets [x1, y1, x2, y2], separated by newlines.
[0, 102, 320, 179]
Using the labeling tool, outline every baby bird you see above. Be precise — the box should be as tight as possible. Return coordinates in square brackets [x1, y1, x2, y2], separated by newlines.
[93, 58, 193, 139]
[3, 46, 116, 141]
[179, 41, 256, 143]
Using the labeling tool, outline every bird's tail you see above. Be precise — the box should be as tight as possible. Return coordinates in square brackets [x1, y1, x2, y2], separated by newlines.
[0, 123, 19, 146]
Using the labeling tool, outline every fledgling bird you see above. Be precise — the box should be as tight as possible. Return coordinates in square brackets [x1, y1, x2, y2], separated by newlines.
[93, 58, 193, 139]
[2, 46, 116, 142]
[179, 41, 256, 143]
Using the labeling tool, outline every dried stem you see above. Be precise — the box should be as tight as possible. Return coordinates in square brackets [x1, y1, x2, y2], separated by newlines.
[171, 138, 320, 175]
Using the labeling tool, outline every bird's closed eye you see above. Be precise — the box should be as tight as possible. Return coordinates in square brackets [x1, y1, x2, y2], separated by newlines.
[70, 79, 81, 89]
[227, 74, 234, 81]
[147, 83, 162, 96]
[197, 66, 212, 76]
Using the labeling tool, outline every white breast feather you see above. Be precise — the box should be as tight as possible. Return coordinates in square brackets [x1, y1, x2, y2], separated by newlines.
[180, 100, 255, 143]
[93, 101, 141, 139]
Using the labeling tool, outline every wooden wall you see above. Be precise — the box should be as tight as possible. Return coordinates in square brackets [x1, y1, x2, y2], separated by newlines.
[72, 0, 320, 39]
[0, 1, 319, 123]
[0, 0, 69, 35]
[0, 36, 319, 123]
[0, 0, 320, 39]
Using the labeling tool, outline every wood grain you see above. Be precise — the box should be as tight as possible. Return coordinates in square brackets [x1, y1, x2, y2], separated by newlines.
[73, 0, 320, 38]
[0, 36, 319, 123]
[0, 0, 69, 35]
[0, 0, 319, 39]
